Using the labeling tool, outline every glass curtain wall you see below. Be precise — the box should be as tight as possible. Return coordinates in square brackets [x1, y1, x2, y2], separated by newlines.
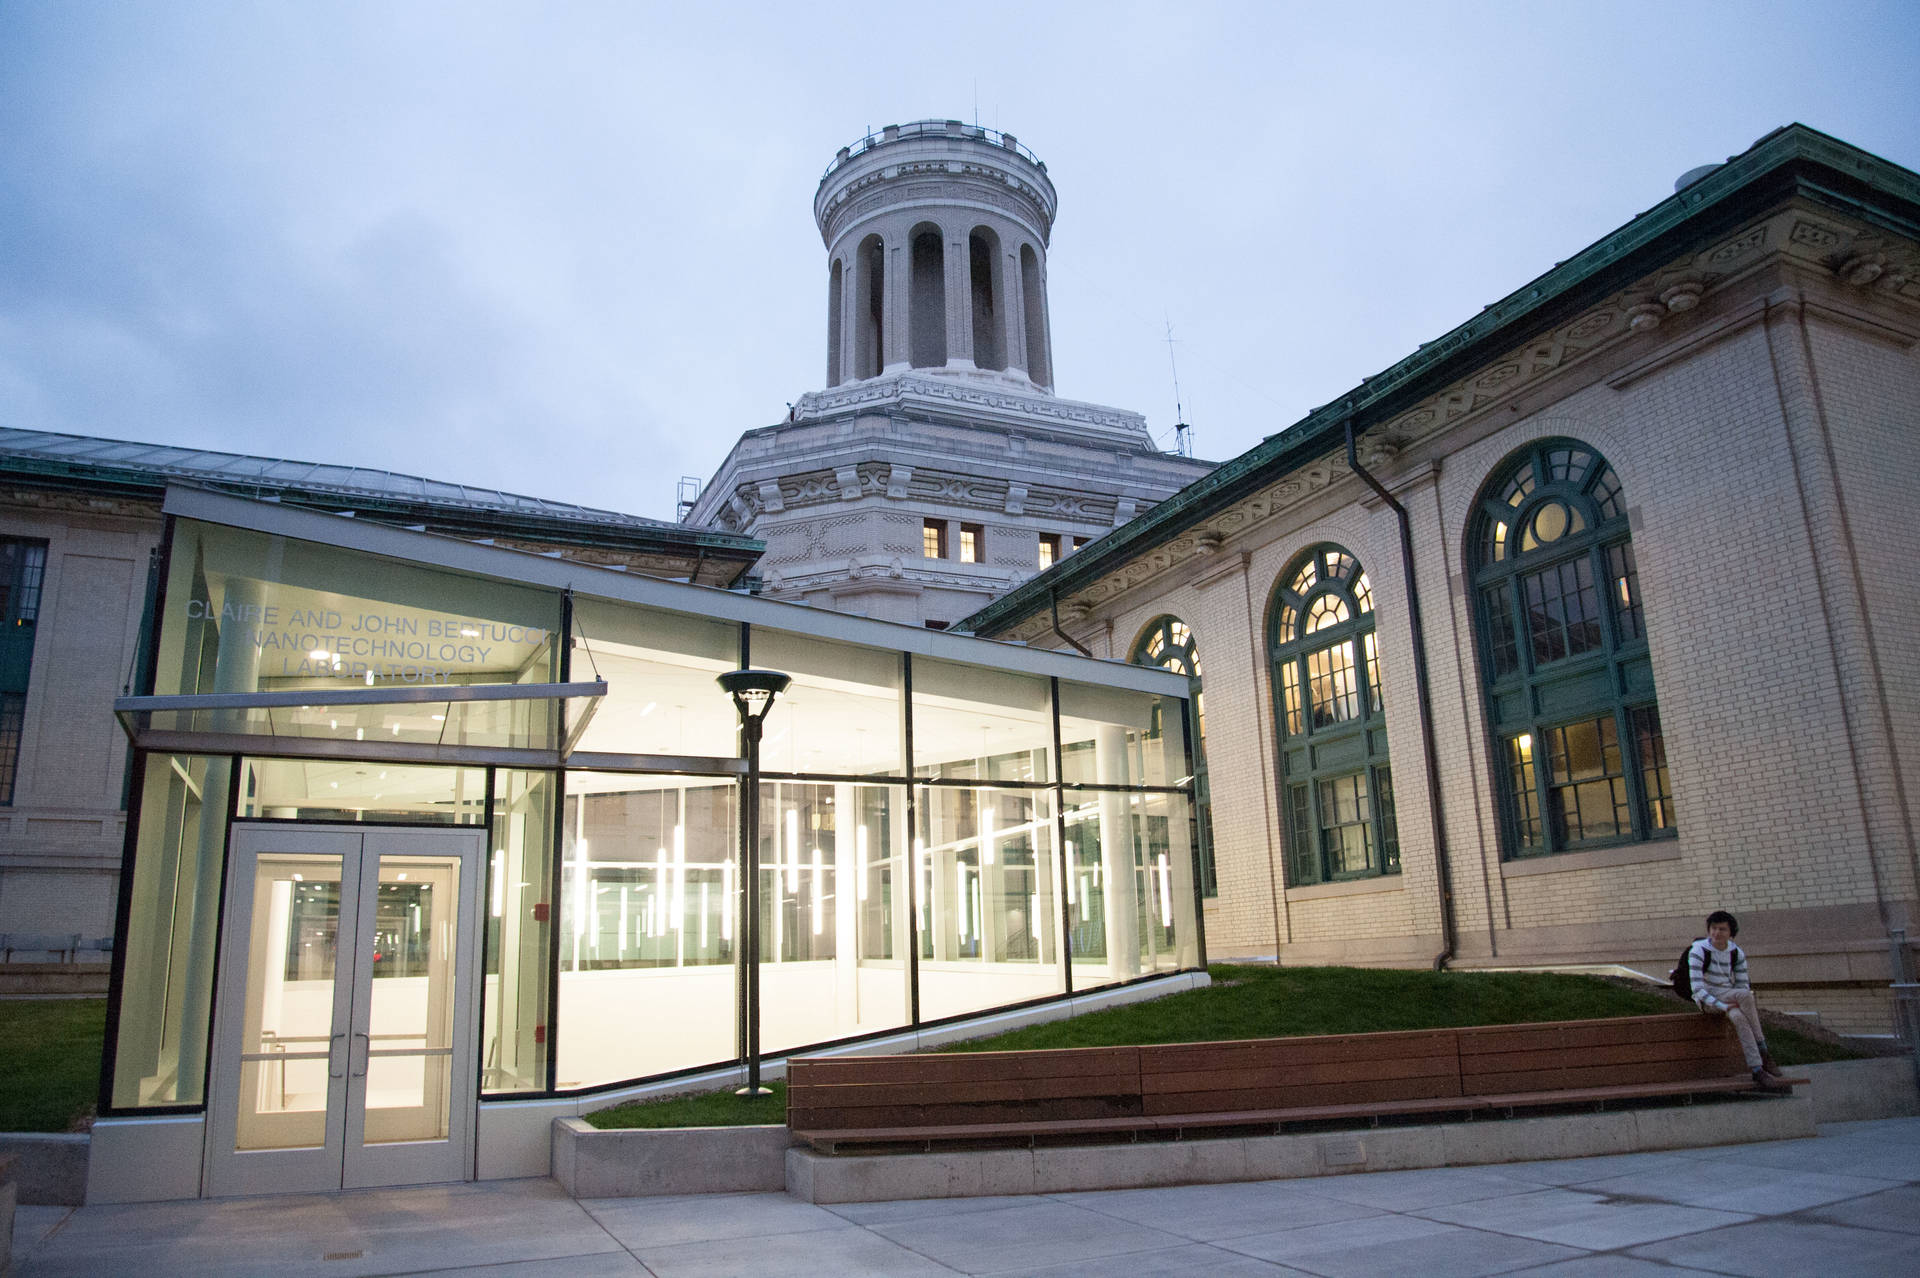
[1058, 682, 1199, 982]
[111, 754, 226, 1108]
[154, 520, 561, 722]
[556, 772, 739, 1088]
[236, 760, 488, 823]
[754, 780, 911, 1055]
[750, 630, 911, 1055]
[485, 770, 554, 1094]
[914, 783, 1062, 1019]
[912, 659, 1064, 1019]
[554, 598, 745, 1089]
[112, 519, 1202, 1111]
[570, 600, 739, 759]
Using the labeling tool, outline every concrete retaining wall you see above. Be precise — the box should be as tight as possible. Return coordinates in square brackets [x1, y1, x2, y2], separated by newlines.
[551, 1120, 793, 1198]
[1, 1153, 16, 1275]
[1799, 1055, 1920, 1123]
[0, 1133, 88, 1206]
[784, 1095, 1816, 1203]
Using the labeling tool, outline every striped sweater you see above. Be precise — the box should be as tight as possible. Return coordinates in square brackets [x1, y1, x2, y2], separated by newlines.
[1689, 938, 1749, 1010]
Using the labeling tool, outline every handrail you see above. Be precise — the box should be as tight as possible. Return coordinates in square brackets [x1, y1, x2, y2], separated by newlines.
[822, 120, 1045, 182]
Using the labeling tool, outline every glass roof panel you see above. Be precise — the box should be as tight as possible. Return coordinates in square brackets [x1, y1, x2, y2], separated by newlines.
[116, 682, 604, 761]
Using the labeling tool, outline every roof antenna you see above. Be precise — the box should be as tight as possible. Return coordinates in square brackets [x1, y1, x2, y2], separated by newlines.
[1164, 317, 1192, 458]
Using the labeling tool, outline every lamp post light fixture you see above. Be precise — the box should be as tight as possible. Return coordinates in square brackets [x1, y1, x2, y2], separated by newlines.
[717, 667, 791, 1096]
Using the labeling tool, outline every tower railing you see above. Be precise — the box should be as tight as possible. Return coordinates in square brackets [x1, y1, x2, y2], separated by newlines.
[822, 120, 1045, 182]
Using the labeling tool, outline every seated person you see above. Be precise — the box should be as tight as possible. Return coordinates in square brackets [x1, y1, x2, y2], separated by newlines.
[1690, 910, 1785, 1090]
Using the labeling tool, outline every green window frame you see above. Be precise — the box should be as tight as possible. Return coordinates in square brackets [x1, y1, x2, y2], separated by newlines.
[1130, 615, 1216, 897]
[0, 538, 48, 805]
[1270, 547, 1398, 885]
[1470, 439, 1675, 858]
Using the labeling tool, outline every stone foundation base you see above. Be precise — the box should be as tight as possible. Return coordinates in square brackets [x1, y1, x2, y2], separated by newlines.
[783, 1095, 1816, 1204]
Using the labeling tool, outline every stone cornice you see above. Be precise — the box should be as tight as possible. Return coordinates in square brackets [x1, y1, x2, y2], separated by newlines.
[685, 380, 1214, 531]
[705, 459, 1209, 534]
[0, 486, 162, 524]
[793, 371, 1153, 442]
[815, 126, 1057, 249]
[764, 556, 1018, 597]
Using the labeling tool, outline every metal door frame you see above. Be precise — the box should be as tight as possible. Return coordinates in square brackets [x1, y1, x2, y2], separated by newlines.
[203, 823, 484, 1197]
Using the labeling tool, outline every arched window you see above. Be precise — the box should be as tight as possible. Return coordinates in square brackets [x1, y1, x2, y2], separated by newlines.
[1131, 616, 1215, 897]
[854, 234, 884, 379]
[826, 259, 844, 386]
[1470, 439, 1674, 858]
[1270, 548, 1398, 885]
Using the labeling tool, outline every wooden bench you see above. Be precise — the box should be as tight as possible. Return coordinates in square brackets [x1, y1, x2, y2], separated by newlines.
[787, 1014, 1802, 1153]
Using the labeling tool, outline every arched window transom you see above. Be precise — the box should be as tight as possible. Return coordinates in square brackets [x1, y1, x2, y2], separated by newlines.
[1269, 547, 1397, 885]
[1470, 439, 1673, 857]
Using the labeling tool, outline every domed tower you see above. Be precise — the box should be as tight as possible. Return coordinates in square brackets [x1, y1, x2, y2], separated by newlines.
[817, 120, 1058, 392]
[685, 120, 1214, 629]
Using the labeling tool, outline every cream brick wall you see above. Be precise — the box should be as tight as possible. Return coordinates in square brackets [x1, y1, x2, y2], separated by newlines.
[0, 503, 159, 942]
[1800, 310, 1920, 910]
[1765, 984, 1899, 1040]
[1287, 886, 1415, 943]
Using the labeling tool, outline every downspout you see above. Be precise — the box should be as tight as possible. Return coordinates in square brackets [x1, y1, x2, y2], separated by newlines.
[1346, 418, 1456, 970]
[1050, 587, 1093, 659]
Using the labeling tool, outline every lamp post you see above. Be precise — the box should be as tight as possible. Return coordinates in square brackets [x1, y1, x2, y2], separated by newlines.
[717, 667, 791, 1096]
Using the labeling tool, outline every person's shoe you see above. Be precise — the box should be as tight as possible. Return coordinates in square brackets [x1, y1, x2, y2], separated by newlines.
[1760, 1048, 1780, 1075]
[1752, 1068, 1791, 1093]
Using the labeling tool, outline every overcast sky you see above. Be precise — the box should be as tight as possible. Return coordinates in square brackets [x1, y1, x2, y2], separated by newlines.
[2, 3, 1915, 522]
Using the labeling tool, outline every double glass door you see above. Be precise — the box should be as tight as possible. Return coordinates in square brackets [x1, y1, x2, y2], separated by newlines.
[206, 825, 483, 1197]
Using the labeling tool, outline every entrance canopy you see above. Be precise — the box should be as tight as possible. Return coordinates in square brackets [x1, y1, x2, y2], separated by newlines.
[115, 679, 610, 769]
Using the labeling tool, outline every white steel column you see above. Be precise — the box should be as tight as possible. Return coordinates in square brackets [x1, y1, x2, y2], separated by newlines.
[1097, 725, 1141, 980]
[832, 782, 860, 1029]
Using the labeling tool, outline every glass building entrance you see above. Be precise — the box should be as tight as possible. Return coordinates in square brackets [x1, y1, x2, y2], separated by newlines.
[204, 824, 483, 1197]
[98, 487, 1202, 1199]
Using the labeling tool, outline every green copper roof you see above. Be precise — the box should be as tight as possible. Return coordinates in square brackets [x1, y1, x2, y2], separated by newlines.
[960, 124, 1920, 638]
[0, 427, 763, 562]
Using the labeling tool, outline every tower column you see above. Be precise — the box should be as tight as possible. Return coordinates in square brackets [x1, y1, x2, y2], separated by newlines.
[835, 254, 853, 385]
[1005, 246, 1030, 382]
[945, 228, 974, 369]
[884, 239, 910, 374]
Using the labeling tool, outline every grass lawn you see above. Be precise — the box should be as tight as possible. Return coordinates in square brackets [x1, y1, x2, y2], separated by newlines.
[583, 964, 1865, 1130]
[587, 1081, 789, 1129]
[0, 998, 105, 1132]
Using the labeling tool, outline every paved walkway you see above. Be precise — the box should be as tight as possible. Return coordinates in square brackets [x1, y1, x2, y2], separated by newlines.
[11, 1117, 1919, 1276]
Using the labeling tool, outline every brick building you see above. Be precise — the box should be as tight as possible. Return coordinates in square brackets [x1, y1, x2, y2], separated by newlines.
[963, 125, 1920, 1035]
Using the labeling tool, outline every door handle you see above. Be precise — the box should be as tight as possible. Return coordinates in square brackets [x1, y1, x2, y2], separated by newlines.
[328, 1031, 348, 1079]
[351, 1031, 370, 1078]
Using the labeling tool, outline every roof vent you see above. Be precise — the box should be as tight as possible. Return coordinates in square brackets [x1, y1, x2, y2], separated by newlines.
[1674, 163, 1722, 193]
